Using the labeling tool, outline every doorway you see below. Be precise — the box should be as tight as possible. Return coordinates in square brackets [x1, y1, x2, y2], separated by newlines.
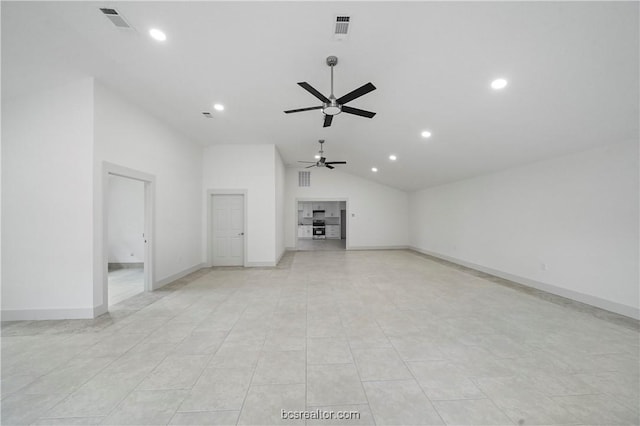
[107, 175, 145, 306]
[296, 199, 347, 251]
[210, 194, 245, 266]
[102, 163, 154, 313]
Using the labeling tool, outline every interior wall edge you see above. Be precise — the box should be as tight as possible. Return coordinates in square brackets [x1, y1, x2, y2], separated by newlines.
[410, 246, 640, 320]
[154, 262, 207, 290]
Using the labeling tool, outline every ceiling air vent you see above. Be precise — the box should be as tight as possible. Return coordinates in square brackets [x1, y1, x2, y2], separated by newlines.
[298, 171, 311, 187]
[202, 112, 213, 118]
[334, 16, 350, 38]
[100, 8, 132, 29]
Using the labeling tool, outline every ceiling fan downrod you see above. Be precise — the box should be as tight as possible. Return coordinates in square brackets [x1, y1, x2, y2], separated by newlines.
[324, 56, 341, 116]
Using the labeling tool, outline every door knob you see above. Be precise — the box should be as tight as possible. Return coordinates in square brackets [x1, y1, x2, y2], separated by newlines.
[238, 232, 244, 236]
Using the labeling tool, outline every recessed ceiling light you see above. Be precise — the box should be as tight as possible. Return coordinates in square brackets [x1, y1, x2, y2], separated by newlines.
[314, 154, 321, 160]
[389, 155, 397, 161]
[213, 103, 225, 111]
[491, 78, 508, 90]
[149, 28, 167, 42]
[371, 167, 378, 173]
[421, 130, 432, 138]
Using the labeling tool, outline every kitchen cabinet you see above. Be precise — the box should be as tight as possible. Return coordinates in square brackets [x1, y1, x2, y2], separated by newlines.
[301, 203, 313, 218]
[312, 202, 325, 211]
[298, 225, 312, 238]
[325, 202, 339, 218]
[326, 225, 340, 239]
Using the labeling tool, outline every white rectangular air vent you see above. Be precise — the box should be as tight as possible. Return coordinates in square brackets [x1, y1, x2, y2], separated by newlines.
[202, 112, 213, 118]
[334, 16, 350, 37]
[100, 8, 132, 29]
[298, 171, 311, 187]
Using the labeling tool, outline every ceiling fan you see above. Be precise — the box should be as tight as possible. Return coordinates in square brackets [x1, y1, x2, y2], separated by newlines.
[284, 56, 377, 128]
[298, 140, 346, 169]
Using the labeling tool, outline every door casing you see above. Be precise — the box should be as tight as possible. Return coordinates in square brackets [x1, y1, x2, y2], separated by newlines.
[99, 162, 155, 315]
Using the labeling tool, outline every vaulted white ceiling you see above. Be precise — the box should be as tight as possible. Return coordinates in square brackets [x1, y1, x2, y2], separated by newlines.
[3, 2, 638, 191]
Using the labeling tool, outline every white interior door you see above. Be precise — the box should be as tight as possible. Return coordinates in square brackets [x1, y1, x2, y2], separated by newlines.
[212, 194, 244, 266]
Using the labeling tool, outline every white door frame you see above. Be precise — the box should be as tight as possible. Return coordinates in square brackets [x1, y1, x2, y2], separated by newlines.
[207, 189, 248, 267]
[294, 197, 349, 250]
[100, 162, 155, 313]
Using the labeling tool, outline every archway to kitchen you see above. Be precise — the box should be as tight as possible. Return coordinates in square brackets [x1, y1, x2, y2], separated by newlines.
[295, 199, 347, 251]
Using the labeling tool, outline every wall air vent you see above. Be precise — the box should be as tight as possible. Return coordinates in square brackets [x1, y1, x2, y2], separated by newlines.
[202, 112, 213, 118]
[334, 16, 350, 37]
[100, 8, 132, 29]
[298, 171, 311, 187]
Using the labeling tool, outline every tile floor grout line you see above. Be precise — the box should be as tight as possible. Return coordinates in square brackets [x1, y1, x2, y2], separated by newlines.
[338, 301, 378, 426]
[381, 318, 448, 426]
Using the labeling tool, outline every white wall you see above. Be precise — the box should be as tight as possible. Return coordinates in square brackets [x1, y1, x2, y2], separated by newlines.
[94, 82, 203, 308]
[275, 148, 285, 263]
[107, 175, 144, 263]
[2, 78, 95, 319]
[409, 140, 639, 319]
[202, 145, 277, 266]
[284, 167, 409, 249]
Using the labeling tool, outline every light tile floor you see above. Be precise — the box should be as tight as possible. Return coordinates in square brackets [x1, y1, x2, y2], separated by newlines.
[108, 268, 144, 306]
[297, 239, 346, 251]
[2, 250, 638, 425]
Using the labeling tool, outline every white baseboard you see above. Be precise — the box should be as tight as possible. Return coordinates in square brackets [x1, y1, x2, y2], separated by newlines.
[154, 263, 206, 290]
[347, 245, 409, 251]
[93, 303, 108, 318]
[410, 246, 640, 320]
[245, 261, 276, 267]
[1, 307, 96, 321]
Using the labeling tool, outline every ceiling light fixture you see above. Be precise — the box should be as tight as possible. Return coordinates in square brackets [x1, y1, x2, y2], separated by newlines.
[421, 130, 432, 138]
[314, 154, 321, 160]
[491, 78, 508, 90]
[389, 155, 397, 161]
[149, 28, 167, 42]
[213, 103, 225, 111]
[371, 167, 378, 173]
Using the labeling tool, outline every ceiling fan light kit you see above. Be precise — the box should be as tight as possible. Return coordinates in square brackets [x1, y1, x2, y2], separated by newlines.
[285, 56, 377, 127]
[297, 140, 347, 170]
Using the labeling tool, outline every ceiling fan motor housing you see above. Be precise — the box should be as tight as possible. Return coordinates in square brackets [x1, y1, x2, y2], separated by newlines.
[323, 100, 342, 115]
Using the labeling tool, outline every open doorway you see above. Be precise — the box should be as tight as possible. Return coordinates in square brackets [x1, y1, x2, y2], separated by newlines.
[296, 200, 347, 251]
[107, 174, 145, 305]
[101, 163, 154, 312]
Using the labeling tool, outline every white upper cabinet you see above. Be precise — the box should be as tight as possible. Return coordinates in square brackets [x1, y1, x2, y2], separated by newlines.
[325, 202, 339, 217]
[302, 203, 313, 218]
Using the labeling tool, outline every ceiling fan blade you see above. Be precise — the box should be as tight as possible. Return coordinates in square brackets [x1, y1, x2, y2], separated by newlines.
[341, 105, 376, 118]
[298, 161, 316, 163]
[325, 165, 335, 169]
[323, 115, 333, 127]
[305, 165, 317, 168]
[336, 82, 376, 105]
[298, 82, 330, 103]
[325, 161, 346, 165]
[284, 106, 323, 114]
